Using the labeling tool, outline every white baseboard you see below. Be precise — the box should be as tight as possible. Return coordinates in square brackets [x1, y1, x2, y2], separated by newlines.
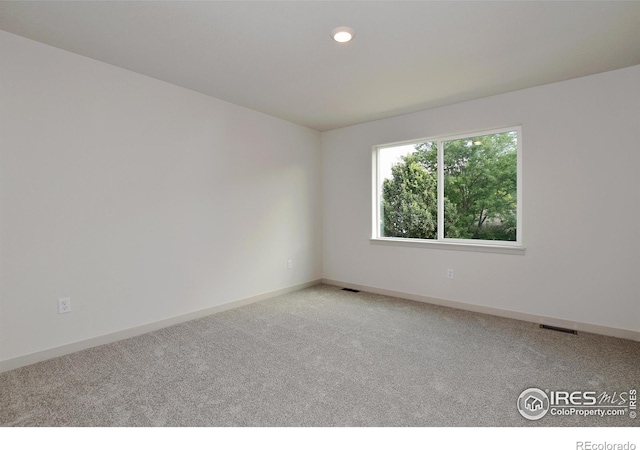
[3, 277, 635, 374]
[322, 278, 640, 342]
[0, 279, 322, 374]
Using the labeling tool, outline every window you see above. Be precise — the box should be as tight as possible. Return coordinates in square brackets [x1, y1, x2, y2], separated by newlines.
[373, 126, 522, 252]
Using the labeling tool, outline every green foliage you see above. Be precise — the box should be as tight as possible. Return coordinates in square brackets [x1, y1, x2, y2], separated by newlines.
[381, 132, 517, 241]
[382, 153, 437, 238]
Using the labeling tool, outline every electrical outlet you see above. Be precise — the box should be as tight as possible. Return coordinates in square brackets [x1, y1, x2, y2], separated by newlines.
[447, 269, 454, 279]
[58, 297, 71, 314]
[287, 259, 293, 270]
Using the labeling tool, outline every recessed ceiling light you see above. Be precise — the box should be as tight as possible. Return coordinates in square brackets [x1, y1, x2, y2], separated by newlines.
[331, 26, 355, 43]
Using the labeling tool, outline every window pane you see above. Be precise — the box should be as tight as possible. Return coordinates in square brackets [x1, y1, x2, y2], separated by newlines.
[442, 131, 517, 241]
[379, 141, 438, 239]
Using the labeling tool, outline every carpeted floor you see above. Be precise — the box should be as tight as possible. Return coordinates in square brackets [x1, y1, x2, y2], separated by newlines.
[1, 284, 638, 427]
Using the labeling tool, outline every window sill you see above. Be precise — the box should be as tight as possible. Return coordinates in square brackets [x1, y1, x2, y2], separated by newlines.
[370, 238, 526, 255]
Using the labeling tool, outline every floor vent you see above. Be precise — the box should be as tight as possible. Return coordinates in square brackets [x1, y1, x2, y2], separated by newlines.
[341, 288, 361, 293]
[540, 324, 577, 335]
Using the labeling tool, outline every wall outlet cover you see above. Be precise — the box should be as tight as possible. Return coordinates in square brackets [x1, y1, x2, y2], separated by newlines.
[58, 297, 71, 314]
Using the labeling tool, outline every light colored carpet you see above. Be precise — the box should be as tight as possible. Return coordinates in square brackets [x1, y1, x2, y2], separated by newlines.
[1, 284, 638, 426]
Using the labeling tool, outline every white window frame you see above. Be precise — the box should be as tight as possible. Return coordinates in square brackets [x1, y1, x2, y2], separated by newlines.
[371, 126, 524, 255]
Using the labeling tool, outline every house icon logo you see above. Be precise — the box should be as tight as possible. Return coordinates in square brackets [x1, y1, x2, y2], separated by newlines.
[525, 395, 543, 411]
[517, 388, 550, 420]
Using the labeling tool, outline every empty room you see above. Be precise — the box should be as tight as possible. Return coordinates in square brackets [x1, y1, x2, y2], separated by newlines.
[1, 0, 639, 440]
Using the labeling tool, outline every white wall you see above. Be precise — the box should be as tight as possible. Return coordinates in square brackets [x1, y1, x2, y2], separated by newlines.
[322, 65, 640, 335]
[0, 30, 322, 363]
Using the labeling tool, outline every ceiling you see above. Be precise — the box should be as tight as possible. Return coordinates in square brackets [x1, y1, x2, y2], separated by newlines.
[1, 1, 639, 132]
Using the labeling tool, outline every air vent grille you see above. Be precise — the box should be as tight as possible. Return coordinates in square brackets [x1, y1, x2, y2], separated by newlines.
[341, 288, 360, 293]
[540, 324, 577, 335]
